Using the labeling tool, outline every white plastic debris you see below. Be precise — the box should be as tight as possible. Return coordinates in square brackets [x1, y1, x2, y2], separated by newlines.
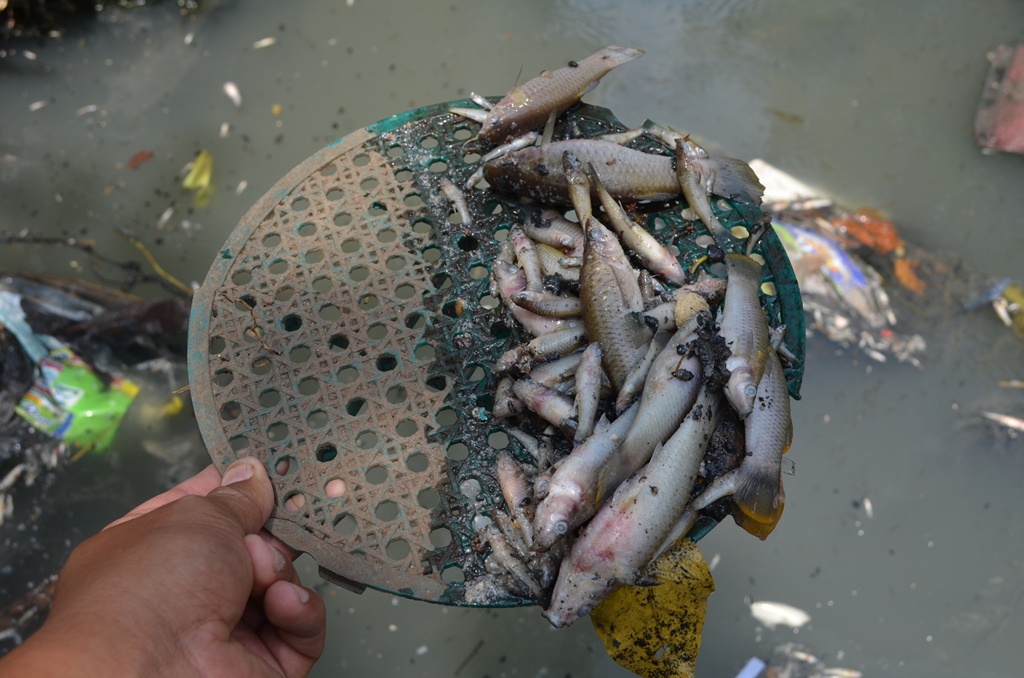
[223, 82, 242, 108]
[253, 37, 277, 49]
[750, 601, 811, 630]
[28, 100, 51, 112]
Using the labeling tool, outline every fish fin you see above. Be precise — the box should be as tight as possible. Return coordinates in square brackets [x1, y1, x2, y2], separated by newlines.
[733, 465, 784, 525]
[731, 500, 783, 540]
[704, 157, 766, 205]
[625, 311, 655, 348]
[448, 107, 489, 124]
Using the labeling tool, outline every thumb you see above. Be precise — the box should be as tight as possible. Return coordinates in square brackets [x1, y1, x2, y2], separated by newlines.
[205, 456, 276, 535]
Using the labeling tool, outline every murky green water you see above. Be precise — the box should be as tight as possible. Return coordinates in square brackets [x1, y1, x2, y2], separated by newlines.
[3, 1, 1023, 675]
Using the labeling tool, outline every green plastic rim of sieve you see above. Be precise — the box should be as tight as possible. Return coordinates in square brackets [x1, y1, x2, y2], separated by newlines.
[187, 100, 805, 607]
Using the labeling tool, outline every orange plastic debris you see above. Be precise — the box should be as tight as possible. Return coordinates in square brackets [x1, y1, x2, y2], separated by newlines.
[128, 150, 154, 169]
[893, 257, 926, 296]
[832, 209, 904, 256]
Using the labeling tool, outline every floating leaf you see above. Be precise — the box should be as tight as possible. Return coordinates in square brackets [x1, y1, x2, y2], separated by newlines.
[591, 539, 714, 678]
[182, 150, 214, 206]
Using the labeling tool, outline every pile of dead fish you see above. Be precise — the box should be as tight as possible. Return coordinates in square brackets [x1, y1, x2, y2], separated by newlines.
[447, 46, 795, 627]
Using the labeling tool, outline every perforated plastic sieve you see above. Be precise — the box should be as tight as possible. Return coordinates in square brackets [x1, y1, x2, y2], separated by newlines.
[187, 101, 804, 607]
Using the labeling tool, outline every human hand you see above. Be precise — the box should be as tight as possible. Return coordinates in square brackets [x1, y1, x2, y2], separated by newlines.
[0, 457, 326, 678]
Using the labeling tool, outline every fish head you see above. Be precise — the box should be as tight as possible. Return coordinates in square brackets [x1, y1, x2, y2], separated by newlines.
[725, 364, 757, 418]
[491, 262, 527, 297]
[533, 493, 583, 551]
[543, 563, 615, 628]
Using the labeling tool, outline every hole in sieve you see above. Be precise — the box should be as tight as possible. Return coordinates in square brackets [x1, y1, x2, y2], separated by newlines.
[441, 566, 465, 583]
[335, 212, 353, 228]
[414, 343, 435, 361]
[454, 127, 473, 140]
[386, 385, 407, 404]
[429, 527, 453, 548]
[283, 491, 306, 511]
[289, 346, 311, 363]
[231, 270, 252, 285]
[412, 218, 431, 234]
[761, 281, 777, 296]
[234, 295, 257, 313]
[316, 443, 337, 462]
[386, 539, 411, 561]
[268, 422, 289, 441]
[458, 235, 479, 251]
[469, 265, 489, 280]
[423, 246, 442, 262]
[290, 197, 309, 211]
[387, 145, 404, 158]
[334, 514, 357, 536]
[259, 389, 281, 408]
[369, 202, 387, 216]
[252, 356, 272, 375]
[338, 366, 358, 383]
[463, 152, 481, 164]
[367, 323, 388, 341]
[476, 393, 494, 410]
[490, 321, 511, 339]
[488, 430, 509, 450]
[425, 374, 446, 391]
[386, 255, 407, 272]
[219, 401, 241, 421]
[366, 466, 389, 484]
[347, 398, 368, 416]
[325, 478, 347, 498]
[375, 500, 399, 521]
[229, 435, 249, 452]
[405, 312, 425, 330]
[341, 238, 360, 254]
[269, 259, 288, 275]
[360, 177, 379, 192]
[431, 272, 452, 290]
[326, 188, 344, 201]
[479, 294, 499, 309]
[395, 168, 413, 182]
[378, 228, 396, 243]
[420, 136, 439, 149]
[209, 336, 226, 354]
[446, 441, 468, 460]
[404, 193, 424, 208]
[321, 165, 337, 176]
[406, 454, 428, 472]
[307, 410, 329, 429]
[493, 227, 509, 242]
[448, 210, 463, 226]
[429, 160, 448, 173]
[437, 408, 457, 427]
[350, 265, 369, 282]
[442, 300, 463, 318]
[305, 249, 324, 264]
[298, 377, 320, 395]
[465, 364, 485, 381]
[396, 420, 417, 437]
[359, 294, 379, 311]
[213, 369, 233, 387]
[395, 284, 416, 300]
[282, 314, 302, 332]
[275, 456, 296, 476]
[376, 354, 397, 372]
[356, 430, 378, 449]
[417, 487, 441, 509]
[276, 286, 296, 301]
[263, 232, 282, 248]
[319, 304, 341, 321]
[329, 334, 350, 352]
[312, 277, 331, 293]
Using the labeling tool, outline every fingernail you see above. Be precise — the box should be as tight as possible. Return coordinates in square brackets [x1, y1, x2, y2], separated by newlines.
[273, 547, 287, 572]
[295, 585, 310, 605]
[221, 458, 255, 486]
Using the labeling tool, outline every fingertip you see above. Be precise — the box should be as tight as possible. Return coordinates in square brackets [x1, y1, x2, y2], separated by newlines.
[209, 456, 275, 534]
[264, 580, 326, 652]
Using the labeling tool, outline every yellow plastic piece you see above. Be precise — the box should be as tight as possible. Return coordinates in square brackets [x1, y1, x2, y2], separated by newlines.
[591, 539, 714, 678]
[182, 150, 214, 206]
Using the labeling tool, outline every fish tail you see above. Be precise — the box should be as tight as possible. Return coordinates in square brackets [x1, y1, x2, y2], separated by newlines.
[595, 45, 646, 65]
[733, 464, 784, 526]
[705, 157, 765, 205]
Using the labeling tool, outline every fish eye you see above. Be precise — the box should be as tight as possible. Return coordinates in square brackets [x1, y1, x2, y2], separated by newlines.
[555, 521, 568, 534]
[578, 604, 593, 616]
[745, 384, 757, 397]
